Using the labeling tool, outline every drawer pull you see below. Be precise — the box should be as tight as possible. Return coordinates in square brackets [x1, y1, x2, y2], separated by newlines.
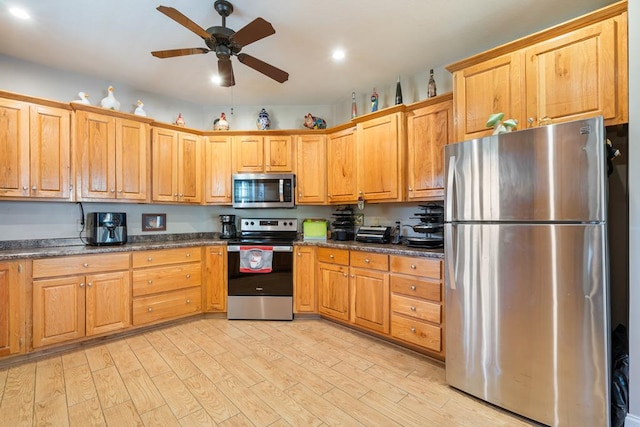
[186, 274, 191, 279]
[411, 327, 416, 333]
[410, 306, 416, 311]
[186, 253, 191, 257]
[256, 287, 264, 291]
[410, 264, 416, 270]
[83, 263, 89, 268]
[329, 254, 334, 259]
[147, 257, 153, 262]
[148, 307, 153, 312]
[410, 285, 416, 291]
[186, 299, 191, 304]
[147, 280, 153, 285]
[365, 258, 370, 263]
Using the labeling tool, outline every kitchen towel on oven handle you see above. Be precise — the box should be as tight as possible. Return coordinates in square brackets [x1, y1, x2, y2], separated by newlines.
[239, 246, 273, 273]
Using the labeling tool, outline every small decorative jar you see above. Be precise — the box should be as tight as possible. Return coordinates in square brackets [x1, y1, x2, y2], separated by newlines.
[257, 108, 270, 130]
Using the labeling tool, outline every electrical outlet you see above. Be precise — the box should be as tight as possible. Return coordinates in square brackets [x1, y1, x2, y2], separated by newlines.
[76, 219, 83, 232]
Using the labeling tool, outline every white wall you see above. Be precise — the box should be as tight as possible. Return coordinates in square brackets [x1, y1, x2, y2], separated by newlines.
[626, 0, 639, 425]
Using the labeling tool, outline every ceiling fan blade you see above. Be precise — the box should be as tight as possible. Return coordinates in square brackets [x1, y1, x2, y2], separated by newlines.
[237, 53, 289, 83]
[151, 48, 210, 58]
[156, 6, 212, 40]
[230, 17, 275, 47]
[218, 58, 235, 87]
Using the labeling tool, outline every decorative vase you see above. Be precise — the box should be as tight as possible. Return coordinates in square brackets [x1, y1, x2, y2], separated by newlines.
[257, 108, 270, 130]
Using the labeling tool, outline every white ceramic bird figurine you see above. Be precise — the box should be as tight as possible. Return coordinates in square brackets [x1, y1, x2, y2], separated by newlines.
[73, 91, 90, 105]
[213, 112, 229, 130]
[134, 100, 146, 117]
[100, 86, 121, 111]
[175, 113, 185, 127]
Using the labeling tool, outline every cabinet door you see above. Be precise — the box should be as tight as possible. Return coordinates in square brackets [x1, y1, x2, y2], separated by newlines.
[525, 17, 623, 127]
[152, 127, 178, 202]
[294, 246, 316, 313]
[116, 118, 148, 201]
[85, 271, 130, 336]
[406, 100, 453, 201]
[350, 267, 390, 334]
[326, 127, 358, 203]
[204, 135, 232, 204]
[177, 132, 202, 203]
[0, 98, 30, 197]
[234, 135, 264, 172]
[265, 135, 293, 172]
[452, 52, 525, 141]
[0, 261, 25, 357]
[33, 276, 85, 348]
[317, 262, 349, 321]
[357, 112, 403, 202]
[296, 135, 326, 204]
[77, 110, 117, 199]
[205, 246, 227, 312]
[29, 105, 71, 199]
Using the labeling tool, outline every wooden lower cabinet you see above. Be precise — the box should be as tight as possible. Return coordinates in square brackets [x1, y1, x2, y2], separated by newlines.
[132, 247, 203, 325]
[0, 261, 26, 357]
[294, 246, 316, 313]
[32, 253, 131, 348]
[204, 246, 227, 312]
[317, 261, 350, 321]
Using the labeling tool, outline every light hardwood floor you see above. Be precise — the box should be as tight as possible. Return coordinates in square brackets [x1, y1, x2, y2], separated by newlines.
[0, 318, 539, 426]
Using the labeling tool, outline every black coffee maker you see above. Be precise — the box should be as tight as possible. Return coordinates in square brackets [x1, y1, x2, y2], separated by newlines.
[219, 214, 237, 239]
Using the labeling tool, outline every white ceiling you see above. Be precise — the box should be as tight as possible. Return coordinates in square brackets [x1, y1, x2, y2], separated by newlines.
[0, 0, 615, 106]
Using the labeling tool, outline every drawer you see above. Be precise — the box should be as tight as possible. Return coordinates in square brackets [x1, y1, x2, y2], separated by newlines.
[317, 247, 349, 266]
[133, 286, 202, 326]
[390, 275, 442, 302]
[391, 294, 441, 324]
[391, 314, 442, 352]
[350, 251, 389, 271]
[390, 256, 441, 279]
[33, 253, 130, 278]
[132, 263, 202, 297]
[132, 247, 201, 268]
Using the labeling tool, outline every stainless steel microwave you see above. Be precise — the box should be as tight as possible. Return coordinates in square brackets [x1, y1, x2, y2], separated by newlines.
[232, 173, 296, 208]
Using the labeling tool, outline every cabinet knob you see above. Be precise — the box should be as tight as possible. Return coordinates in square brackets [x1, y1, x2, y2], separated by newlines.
[327, 194, 332, 198]
[118, 189, 122, 193]
[364, 258, 370, 263]
[186, 253, 191, 257]
[22, 186, 28, 191]
[87, 282, 93, 288]
[350, 274, 355, 278]
[297, 252, 301, 256]
[408, 187, 413, 191]
[79, 282, 84, 288]
[174, 193, 178, 197]
[410, 306, 416, 311]
[31, 186, 37, 191]
[299, 193, 303, 197]
[527, 117, 535, 125]
[186, 274, 191, 279]
[83, 263, 89, 268]
[147, 257, 153, 262]
[186, 299, 191, 304]
[226, 194, 230, 198]
[329, 254, 334, 258]
[179, 193, 184, 197]
[410, 285, 416, 291]
[410, 264, 416, 270]
[148, 307, 153, 312]
[110, 188, 115, 193]
[343, 273, 348, 277]
[410, 327, 416, 333]
[147, 280, 153, 285]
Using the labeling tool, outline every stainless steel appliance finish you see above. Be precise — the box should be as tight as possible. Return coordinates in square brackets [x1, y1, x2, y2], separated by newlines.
[227, 218, 297, 320]
[85, 212, 127, 246]
[232, 173, 295, 209]
[444, 117, 610, 426]
[219, 214, 237, 239]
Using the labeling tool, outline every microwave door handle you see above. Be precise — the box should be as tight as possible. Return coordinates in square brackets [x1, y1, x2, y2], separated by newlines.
[279, 179, 284, 202]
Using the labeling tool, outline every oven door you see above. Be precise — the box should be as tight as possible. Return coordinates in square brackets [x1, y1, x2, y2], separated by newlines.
[227, 245, 294, 320]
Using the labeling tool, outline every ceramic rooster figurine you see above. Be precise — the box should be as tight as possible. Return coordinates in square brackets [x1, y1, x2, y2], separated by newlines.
[73, 91, 91, 105]
[213, 112, 229, 130]
[174, 113, 185, 127]
[100, 86, 121, 111]
[134, 100, 146, 116]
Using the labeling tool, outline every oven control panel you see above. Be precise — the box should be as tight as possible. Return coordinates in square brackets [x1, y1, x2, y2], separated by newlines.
[240, 218, 298, 232]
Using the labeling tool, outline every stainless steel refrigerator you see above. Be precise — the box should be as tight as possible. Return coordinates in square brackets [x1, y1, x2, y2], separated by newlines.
[444, 116, 610, 426]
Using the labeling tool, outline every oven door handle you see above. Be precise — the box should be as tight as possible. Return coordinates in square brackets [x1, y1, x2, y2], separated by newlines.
[227, 245, 293, 252]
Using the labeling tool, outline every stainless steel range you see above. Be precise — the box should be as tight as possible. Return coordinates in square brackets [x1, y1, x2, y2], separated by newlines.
[227, 218, 298, 320]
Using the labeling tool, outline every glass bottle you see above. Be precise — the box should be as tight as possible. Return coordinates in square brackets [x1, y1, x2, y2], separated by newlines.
[371, 88, 379, 112]
[395, 76, 403, 105]
[351, 92, 358, 118]
[428, 69, 437, 98]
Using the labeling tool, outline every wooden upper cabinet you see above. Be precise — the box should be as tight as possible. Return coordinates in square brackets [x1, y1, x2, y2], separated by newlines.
[357, 111, 405, 202]
[204, 135, 232, 204]
[234, 135, 293, 173]
[75, 108, 149, 201]
[406, 96, 453, 201]
[326, 127, 358, 204]
[448, 1, 628, 140]
[295, 134, 326, 205]
[151, 126, 202, 204]
[451, 52, 524, 142]
[0, 96, 70, 199]
[524, 14, 627, 127]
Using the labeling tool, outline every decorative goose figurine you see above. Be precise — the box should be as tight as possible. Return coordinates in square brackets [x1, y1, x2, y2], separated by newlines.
[134, 100, 146, 116]
[72, 91, 91, 105]
[100, 86, 121, 111]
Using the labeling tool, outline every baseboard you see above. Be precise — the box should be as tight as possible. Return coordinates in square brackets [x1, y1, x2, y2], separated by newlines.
[626, 413, 640, 427]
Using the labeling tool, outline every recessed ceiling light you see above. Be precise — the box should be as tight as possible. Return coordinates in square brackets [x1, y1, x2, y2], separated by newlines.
[332, 49, 345, 61]
[9, 7, 31, 20]
[211, 75, 222, 86]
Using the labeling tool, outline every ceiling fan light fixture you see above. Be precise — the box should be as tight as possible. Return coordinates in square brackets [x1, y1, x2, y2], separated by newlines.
[332, 49, 346, 61]
[9, 7, 31, 20]
[211, 75, 223, 86]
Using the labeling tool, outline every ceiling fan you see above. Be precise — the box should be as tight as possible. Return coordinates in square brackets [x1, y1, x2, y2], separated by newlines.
[151, 0, 289, 87]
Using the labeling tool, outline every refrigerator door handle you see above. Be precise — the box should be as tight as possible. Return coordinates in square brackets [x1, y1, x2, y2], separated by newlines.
[444, 224, 456, 289]
[445, 155, 456, 221]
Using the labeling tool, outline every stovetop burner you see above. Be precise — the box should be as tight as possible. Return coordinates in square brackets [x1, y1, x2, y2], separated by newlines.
[228, 218, 299, 246]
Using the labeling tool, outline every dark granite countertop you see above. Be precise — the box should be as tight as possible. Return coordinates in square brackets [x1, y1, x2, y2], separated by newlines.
[0, 234, 444, 261]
